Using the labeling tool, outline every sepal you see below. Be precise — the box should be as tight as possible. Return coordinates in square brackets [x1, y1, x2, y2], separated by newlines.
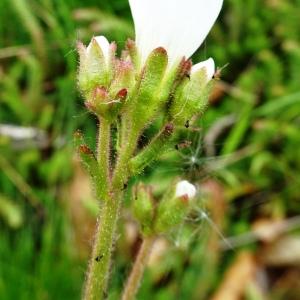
[85, 86, 126, 122]
[133, 183, 155, 236]
[125, 39, 140, 71]
[109, 60, 135, 99]
[73, 130, 107, 201]
[157, 58, 192, 112]
[130, 47, 168, 131]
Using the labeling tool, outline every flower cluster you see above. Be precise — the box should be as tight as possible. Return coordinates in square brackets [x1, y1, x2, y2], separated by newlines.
[78, 0, 223, 129]
[77, 0, 223, 240]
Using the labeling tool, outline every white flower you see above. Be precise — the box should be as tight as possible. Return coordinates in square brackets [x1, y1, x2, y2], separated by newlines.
[129, 0, 223, 69]
[86, 35, 110, 63]
[191, 57, 215, 82]
[175, 180, 196, 199]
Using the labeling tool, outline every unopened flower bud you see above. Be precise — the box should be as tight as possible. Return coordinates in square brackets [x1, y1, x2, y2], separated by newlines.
[169, 58, 215, 125]
[175, 180, 196, 199]
[191, 58, 215, 84]
[154, 180, 196, 233]
[77, 36, 115, 97]
[86, 36, 110, 63]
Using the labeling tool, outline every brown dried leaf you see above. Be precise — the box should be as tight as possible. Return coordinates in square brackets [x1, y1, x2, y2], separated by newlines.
[262, 235, 300, 266]
[211, 252, 257, 300]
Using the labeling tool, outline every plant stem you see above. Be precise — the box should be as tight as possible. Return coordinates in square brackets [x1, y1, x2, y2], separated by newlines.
[84, 122, 139, 300]
[97, 118, 111, 200]
[112, 130, 139, 190]
[84, 118, 113, 300]
[121, 236, 156, 300]
[84, 191, 122, 300]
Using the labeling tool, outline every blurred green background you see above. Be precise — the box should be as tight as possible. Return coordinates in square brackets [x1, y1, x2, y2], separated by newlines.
[1, 0, 300, 299]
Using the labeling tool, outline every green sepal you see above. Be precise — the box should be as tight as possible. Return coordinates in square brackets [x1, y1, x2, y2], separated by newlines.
[159, 58, 192, 105]
[108, 60, 135, 99]
[125, 39, 140, 71]
[73, 130, 106, 202]
[133, 184, 155, 236]
[129, 123, 174, 175]
[154, 183, 190, 233]
[107, 42, 117, 84]
[86, 86, 126, 122]
[170, 69, 214, 125]
[130, 47, 168, 131]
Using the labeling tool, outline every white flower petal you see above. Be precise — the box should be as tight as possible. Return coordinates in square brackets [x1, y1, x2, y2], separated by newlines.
[87, 35, 110, 62]
[192, 57, 215, 82]
[175, 180, 196, 199]
[129, 0, 223, 66]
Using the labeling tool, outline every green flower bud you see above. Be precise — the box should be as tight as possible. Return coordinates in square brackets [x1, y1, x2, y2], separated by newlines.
[169, 60, 214, 125]
[133, 184, 155, 236]
[154, 180, 196, 233]
[77, 36, 115, 98]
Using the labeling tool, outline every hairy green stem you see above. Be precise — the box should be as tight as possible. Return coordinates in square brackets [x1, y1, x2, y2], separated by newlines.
[121, 236, 156, 300]
[84, 191, 123, 300]
[97, 118, 111, 200]
[84, 118, 113, 300]
[84, 123, 138, 300]
[112, 128, 140, 190]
